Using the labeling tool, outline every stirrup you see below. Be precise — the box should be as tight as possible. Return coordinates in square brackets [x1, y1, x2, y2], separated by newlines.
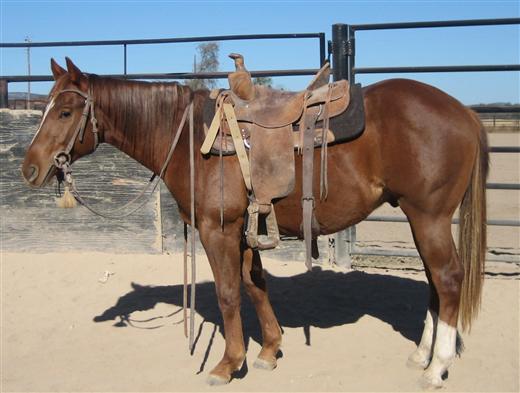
[245, 201, 280, 250]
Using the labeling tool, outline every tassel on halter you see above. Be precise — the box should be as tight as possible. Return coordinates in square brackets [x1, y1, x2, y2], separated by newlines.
[55, 185, 77, 208]
[54, 159, 77, 209]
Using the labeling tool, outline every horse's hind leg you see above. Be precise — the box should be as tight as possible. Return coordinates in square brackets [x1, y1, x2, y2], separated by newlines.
[241, 248, 282, 370]
[407, 267, 439, 370]
[402, 206, 464, 388]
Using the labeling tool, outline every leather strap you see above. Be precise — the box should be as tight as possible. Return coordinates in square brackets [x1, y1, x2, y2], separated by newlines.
[188, 103, 197, 352]
[200, 100, 222, 154]
[302, 108, 320, 270]
[320, 84, 334, 200]
[68, 103, 192, 219]
[223, 103, 252, 191]
[183, 223, 188, 338]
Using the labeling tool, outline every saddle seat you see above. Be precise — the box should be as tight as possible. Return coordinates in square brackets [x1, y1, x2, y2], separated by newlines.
[226, 52, 350, 131]
[229, 81, 350, 129]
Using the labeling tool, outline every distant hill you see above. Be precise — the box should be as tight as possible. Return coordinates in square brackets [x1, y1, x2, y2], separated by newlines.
[9, 92, 48, 100]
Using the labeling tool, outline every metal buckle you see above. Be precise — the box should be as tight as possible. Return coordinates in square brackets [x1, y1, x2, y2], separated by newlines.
[301, 196, 316, 208]
[54, 152, 71, 169]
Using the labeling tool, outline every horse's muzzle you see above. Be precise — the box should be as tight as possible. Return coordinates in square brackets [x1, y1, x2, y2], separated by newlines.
[22, 164, 39, 184]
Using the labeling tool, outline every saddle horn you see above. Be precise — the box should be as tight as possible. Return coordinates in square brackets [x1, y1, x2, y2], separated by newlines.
[228, 53, 256, 101]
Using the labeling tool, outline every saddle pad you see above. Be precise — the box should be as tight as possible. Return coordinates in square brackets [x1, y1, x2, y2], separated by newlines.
[328, 83, 365, 144]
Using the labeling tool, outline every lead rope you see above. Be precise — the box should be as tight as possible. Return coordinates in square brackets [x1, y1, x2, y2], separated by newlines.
[188, 103, 197, 351]
[183, 223, 189, 339]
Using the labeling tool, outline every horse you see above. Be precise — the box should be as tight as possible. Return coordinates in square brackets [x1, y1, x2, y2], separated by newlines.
[22, 57, 488, 389]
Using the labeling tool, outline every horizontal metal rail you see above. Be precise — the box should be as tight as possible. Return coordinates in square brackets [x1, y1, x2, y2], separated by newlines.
[0, 33, 324, 48]
[354, 64, 520, 74]
[0, 69, 322, 83]
[471, 105, 520, 113]
[351, 17, 520, 31]
[351, 246, 519, 263]
[365, 216, 520, 227]
[489, 146, 520, 153]
[487, 183, 520, 190]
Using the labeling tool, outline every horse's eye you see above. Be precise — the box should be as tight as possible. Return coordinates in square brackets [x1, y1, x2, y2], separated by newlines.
[59, 110, 71, 119]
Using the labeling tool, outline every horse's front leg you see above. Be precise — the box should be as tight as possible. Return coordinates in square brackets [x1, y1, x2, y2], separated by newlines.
[198, 220, 246, 385]
[241, 248, 282, 370]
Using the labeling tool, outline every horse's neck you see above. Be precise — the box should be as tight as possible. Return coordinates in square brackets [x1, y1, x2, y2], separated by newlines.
[96, 80, 193, 176]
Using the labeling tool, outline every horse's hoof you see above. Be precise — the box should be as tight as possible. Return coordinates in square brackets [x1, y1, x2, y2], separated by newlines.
[253, 357, 277, 371]
[407, 350, 430, 370]
[206, 374, 230, 386]
[419, 372, 443, 390]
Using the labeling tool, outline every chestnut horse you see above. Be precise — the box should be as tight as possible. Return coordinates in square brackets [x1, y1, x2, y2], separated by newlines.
[22, 58, 488, 388]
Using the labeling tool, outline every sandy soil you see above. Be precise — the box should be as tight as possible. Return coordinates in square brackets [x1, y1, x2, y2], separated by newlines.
[1, 252, 518, 392]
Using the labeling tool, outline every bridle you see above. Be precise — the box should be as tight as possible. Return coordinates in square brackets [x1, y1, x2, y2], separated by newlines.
[47, 84, 193, 219]
[52, 87, 100, 172]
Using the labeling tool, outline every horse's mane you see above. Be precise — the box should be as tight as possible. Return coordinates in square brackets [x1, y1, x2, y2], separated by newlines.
[89, 74, 195, 161]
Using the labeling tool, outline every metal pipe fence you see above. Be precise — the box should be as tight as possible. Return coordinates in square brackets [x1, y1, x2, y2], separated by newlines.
[0, 32, 326, 107]
[331, 18, 520, 266]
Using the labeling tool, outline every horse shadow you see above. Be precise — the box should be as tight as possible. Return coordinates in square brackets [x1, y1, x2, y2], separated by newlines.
[94, 267, 429, 366]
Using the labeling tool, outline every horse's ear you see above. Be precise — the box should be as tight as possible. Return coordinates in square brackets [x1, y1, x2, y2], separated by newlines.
[50, 58, 66, 80]
[65, 57, 86, 86]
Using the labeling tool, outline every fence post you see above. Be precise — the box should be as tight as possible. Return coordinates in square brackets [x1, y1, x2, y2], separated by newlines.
[334, 228, 352, 269]
[318, 32, 326, 67]
[332, 24, 349, 82]
[0, 80, 8, 108]
[123, 44, 128, 75]
[347, 26, 356, 84]
[331, 24, 355, 268]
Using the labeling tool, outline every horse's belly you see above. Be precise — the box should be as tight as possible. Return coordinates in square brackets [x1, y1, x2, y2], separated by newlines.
[274, 162, 384, 236]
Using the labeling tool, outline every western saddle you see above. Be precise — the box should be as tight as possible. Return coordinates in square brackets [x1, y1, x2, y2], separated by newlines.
[201, 53, 352, 269]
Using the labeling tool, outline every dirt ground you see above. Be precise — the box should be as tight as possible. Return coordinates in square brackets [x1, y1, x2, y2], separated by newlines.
[1, 252, 518, 392]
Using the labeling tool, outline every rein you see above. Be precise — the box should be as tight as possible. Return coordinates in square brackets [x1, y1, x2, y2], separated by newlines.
[49, 84, 198, 350]
[53, 87, 191, 219]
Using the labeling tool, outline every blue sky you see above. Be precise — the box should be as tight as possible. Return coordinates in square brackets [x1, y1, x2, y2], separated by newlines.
[1, 0, 519, 104]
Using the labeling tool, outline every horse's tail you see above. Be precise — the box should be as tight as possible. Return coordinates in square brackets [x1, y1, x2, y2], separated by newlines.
[458, 110, 489, 332]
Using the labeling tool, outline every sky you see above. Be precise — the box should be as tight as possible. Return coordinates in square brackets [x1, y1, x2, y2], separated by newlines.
[1, 0, 519, 105]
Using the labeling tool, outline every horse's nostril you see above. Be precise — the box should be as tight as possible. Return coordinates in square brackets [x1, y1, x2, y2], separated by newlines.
[25, 165, 39, 183]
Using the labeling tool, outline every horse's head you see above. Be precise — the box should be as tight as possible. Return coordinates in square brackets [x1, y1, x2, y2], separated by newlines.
[22, 58, 99, 188]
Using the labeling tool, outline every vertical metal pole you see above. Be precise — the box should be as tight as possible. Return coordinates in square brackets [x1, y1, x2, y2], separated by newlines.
[346, 226, 356, 268]
[331, 24, 349, 82]
[25, 37, 31, 109]
[331, 23, 355, 268]
[318, 33, 326, 67]
[123, 44, 127, 75]
[347, 26, 356, 84]
[334, 230, 351, 269]
[0, 79, 8, 108]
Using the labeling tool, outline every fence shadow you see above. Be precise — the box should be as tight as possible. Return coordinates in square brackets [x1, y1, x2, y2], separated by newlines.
[94, 267, 429, 351]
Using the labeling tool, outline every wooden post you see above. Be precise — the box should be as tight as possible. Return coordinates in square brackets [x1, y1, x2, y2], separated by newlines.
[0, 80, 8, 108]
